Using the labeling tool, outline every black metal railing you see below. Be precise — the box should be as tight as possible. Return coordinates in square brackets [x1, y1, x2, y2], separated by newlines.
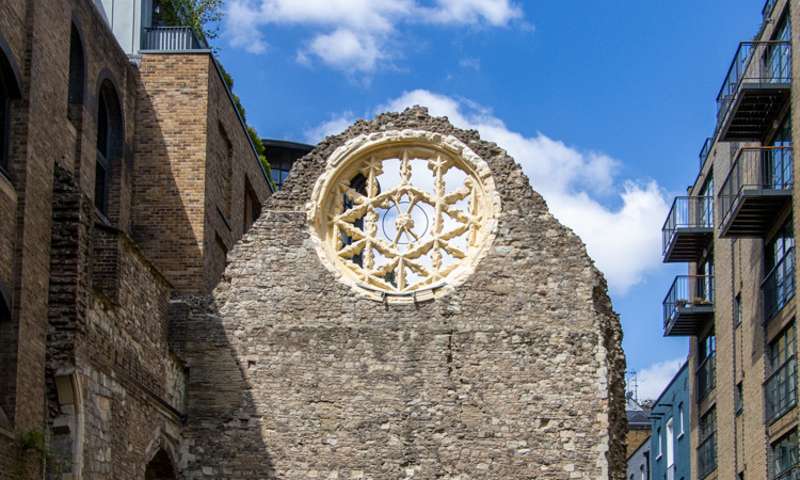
[699, 137, 713, 171]
[765, 354, 797, 423]
[764, 248, 796, 321]
[763, 0, 779, 21]
[662, 196, 713, 254]
[716, 41, 791, 127]
[774, 464, 800, 480]
[718, 146, 793, 226]
[142, 26, 209, 51]
[697, 355, 717, 402]
[697, 431, 717, 479]
[663, 275, 714, 327]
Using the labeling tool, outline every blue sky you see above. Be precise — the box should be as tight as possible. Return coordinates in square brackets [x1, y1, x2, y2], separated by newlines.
[216, 0, 763, 399]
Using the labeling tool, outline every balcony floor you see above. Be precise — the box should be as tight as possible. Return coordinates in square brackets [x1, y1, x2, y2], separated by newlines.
[719, 83, 790, 142]
[664, 305, 714, 337]
[663, 227, 714, 263]
[719, 189, 792, 238]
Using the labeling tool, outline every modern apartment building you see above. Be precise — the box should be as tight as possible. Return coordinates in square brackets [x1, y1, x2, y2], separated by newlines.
[661, 1, 798, 478]
[650, 362, 691, 480]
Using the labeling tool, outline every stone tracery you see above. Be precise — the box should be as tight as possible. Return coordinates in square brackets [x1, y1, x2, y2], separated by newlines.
[310, 131, 501, 300]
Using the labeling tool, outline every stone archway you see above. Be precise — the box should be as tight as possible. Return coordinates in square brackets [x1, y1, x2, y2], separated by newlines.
[145, 450, 176, 480]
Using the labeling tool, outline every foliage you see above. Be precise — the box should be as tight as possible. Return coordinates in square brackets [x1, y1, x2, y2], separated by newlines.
[155, 0, 224, 42]
[18, 430, 46, 452]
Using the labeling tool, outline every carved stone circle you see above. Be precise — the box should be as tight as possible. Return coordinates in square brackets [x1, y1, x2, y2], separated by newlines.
[308, 130, 502, 303]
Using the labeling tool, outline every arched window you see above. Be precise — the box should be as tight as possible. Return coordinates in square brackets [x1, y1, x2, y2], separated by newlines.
[67, 24, 85, 116]
[95, 81, 122, 216]
[145, 449, 177, 480]
[0, 45, 21, 175]
[0, 68, 9, 173]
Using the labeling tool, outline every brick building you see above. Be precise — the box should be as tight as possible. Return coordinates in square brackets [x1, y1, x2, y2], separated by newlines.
[660, 1, 799, 478]
[0, 0, 271, 477]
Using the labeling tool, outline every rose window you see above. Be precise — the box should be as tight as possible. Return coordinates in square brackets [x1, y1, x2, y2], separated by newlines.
[309, 131, 501, 302]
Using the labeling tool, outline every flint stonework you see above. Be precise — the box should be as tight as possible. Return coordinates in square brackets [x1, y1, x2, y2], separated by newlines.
[176, 107, 627, 479]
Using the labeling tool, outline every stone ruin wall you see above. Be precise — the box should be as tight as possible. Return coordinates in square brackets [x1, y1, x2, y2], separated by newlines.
[174, 107, 627, 479]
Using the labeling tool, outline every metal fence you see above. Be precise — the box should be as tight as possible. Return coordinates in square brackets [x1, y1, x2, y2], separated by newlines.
[142, 27, 209, 51]
[718, 146, 793, 226]
[663, 275, 714, 332]
[699, 137, 712, 171]
[662, 196, 713, 254]
[716, 41, 791, 127]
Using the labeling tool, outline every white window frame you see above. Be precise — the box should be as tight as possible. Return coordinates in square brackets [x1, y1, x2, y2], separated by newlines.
[678, 404, 685, 438]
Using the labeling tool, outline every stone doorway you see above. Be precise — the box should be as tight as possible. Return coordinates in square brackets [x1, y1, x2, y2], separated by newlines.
[145, 450, 176, 480]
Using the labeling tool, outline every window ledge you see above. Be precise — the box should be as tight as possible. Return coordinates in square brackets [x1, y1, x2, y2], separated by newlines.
[656, 454, 663, 461]
[677, 432, 685, 440]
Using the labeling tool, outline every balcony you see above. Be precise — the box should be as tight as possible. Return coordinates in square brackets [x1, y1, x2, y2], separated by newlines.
[764, 248, 796, 321]
[718, 147, 793, 238]
[662, 196, 714, 263]
[763, 0, 778, 22]
[141, 26, 209, 51]
[663, 275, 714, 337]
[699, 137, 713, 171]
[716, 41, 791, 141]
[774, 465, 800, 480]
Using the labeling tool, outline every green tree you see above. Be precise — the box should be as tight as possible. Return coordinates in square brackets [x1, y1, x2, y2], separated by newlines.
[155, 0, 224, 42]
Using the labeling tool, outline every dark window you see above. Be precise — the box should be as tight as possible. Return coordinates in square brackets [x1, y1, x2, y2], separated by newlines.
[67, 25, 85, 110]
[734, 382, 744, 415]
[0, 48, 18, 176]
[770, 429, 798, 480]
[766, 322, 797, 422]
[270, 155, 294, 190]
[0, 68, 8, 174]
[765, 217, 795, 320]
[734, 293, 742, 327]
[243, 176, 261, 233]
[697, 407, 717, 478]
[766, 115, 792, 189]
[95, 81, 123, 216]
[697, 331, 716, 402]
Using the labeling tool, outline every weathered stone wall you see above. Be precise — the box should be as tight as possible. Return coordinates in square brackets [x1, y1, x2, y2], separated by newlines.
[177, 107, 626, 479]
[0, 0, 272, 477]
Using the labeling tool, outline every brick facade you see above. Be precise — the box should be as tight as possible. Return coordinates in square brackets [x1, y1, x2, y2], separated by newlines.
[0, 0, 271, 477]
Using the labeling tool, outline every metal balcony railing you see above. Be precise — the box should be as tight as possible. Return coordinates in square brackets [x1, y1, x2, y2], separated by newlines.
[718, 146, 793, 235]
[699, 137, 713, 171]
[764, 248, 796, 321]
[765, 353, 797, 423]
[142, 26, 209, 51]
[763, 0, 779, 21]
[663, 275, 714, 328]
[662, 196, 713, 260]
[774, 465, 800, 480]
[717, 41, 791, 126]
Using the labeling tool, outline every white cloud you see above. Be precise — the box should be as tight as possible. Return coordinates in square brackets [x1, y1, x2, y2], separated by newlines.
[422, 0, 522, 26]
[304, 112, 357, 143]
[310, 89, 669, 294]
[224, 0, 524, 72]
[635, 357, 685, 401]
[304, 29, 383, 72]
